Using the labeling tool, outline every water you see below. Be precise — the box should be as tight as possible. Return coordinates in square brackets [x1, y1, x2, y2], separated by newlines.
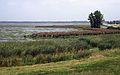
[0, 22, 89, 42]
[0, 22, 89, 26]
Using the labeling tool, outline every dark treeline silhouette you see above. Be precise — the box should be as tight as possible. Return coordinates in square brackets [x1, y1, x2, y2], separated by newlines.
[88, 10, 104, 28]
[107, 20, 120, 24]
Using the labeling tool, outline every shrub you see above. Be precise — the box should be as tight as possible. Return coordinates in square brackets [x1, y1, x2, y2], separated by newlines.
[0, 57, 18, 67]
[98, 43, 112, 50]
[22, 55, 34, 65]
[69, 38, 90, 50]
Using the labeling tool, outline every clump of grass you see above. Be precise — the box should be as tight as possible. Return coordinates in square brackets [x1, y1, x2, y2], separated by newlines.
[0, 38, 92, 66]
[0, 34, 120, 67]
[0, 57, 19, 67]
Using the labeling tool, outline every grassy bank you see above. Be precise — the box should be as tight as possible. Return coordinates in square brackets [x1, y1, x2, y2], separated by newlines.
[0, 34, 120, 67]
[0, 48, 120, 75]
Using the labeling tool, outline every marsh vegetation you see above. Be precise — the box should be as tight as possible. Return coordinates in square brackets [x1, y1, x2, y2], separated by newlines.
[0, 34, 120, 67]
[0, 24, 120, 75]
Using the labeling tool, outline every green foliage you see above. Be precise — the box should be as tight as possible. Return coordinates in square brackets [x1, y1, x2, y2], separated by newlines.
[98, 43, 112, 50]
[0, 57, 19, 67]
[88, 10, 104, 28]
[0, 34, 120, 67]
[0, 38, 92, 66]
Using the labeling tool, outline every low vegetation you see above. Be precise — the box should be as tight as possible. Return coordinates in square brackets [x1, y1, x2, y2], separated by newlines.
[1, 10, 120, 75]
[0, 48, 120, 75]
[29, 29, 120, 38]
[0, 34, 120, 67]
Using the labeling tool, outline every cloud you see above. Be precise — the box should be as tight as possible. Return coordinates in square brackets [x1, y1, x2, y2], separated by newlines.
[0, 0, 120, 21]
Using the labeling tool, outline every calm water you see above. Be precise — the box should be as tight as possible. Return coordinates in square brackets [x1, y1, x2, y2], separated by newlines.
[0, 22, 89, 26]
[0, 22, 89, 42]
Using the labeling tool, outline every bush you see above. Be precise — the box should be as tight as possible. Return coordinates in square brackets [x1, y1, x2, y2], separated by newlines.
[98, 43, 112, 50]
[69, 38, 90, 50]
[0, 57, 19, 67]
[22, 55, 34, 65]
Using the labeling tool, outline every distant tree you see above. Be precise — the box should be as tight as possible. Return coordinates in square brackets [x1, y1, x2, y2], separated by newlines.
[88, 10, 104, 28]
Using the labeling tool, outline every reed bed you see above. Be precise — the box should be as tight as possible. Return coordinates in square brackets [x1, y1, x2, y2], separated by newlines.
[0, 34, 120, 67]
[30, 28, 120, 38]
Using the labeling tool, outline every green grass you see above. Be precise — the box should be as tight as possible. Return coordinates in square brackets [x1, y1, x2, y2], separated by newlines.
[0, 25, 120, 74]
[17, 49, 120, 75]
[0, 48, 119, 75]
[19, 57, 120, 75]
[72, 56, 120, 75]
[0, 34, 120, 66]
[0, 38, 92, 66]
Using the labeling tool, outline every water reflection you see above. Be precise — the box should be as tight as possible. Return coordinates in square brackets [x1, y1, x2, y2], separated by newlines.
[0, 26, 78, 42]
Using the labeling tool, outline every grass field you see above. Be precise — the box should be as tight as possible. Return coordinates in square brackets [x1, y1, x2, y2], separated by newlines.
[0, 48, 120, 75]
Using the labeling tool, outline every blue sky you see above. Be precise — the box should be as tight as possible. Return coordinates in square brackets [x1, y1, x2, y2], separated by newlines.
[0, 0, 120, 21]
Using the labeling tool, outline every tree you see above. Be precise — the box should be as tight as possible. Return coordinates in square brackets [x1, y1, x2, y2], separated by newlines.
[88, 10, 104, 28]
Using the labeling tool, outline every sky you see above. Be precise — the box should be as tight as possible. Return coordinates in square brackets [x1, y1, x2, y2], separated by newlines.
[0, 0, 120, 21]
